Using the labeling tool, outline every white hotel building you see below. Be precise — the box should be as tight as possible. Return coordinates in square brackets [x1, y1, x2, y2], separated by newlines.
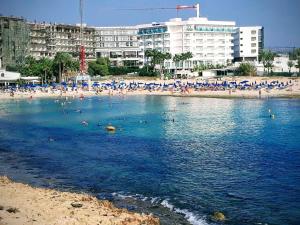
[137, 17, 236, 70]
[93, 26, 142, 66]
[234, 26, 264, 62]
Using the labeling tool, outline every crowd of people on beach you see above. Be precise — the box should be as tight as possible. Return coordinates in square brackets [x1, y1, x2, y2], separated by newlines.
[0, 78, 297, 97]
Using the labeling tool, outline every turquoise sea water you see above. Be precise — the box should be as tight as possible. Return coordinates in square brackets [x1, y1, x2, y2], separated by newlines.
[0, 96, 300, 225]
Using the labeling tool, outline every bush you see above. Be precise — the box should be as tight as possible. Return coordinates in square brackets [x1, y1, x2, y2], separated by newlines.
[88, 58, 109, 76]
[138, 66, 159, 77]
[5, 64, 19, 72]
[236, 63, 257, 76]
[269, 72, 296, 77]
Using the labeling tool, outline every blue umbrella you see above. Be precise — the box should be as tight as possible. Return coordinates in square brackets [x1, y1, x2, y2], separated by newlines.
[240, 80, 249, 84]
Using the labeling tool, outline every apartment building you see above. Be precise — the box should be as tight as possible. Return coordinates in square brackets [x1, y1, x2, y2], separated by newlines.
[0, 16, 30, 68]
[29, 22, 95, 60]
[94, 27, 141, 66]
[234, 26, 264, 62]
[138, 16, 236, 70]
[0, 15, 264, 71]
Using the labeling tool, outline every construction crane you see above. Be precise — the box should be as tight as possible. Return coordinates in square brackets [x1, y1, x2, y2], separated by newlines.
[120, 3, 200, 18]
[79, 0, 86, 74]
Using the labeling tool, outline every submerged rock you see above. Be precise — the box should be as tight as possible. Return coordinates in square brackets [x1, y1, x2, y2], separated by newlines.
[106, 125, 116, 132]
[212, 211, 226, 221]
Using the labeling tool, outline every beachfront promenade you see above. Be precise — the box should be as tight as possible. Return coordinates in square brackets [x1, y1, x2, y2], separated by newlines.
[1, 76, 300, 99]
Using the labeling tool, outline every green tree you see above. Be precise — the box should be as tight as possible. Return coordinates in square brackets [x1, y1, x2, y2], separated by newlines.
[236, 63, 257, 76]
[173, 52, 193, 78]
[144, 49, 172, 78]
[88, 57, 109, 76]
[53, 52, 74, 83]
[173, 54, 182, 77]
[289, 48, 300, 75]
[181, 52, 193, 75]
[287, 60, 294, 74]
[39, 58, 53, 84]
[18, 56, 41, 77]
[259, 50, 276, 75]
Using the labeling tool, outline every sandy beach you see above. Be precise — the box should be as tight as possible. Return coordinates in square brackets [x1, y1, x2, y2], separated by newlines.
[0, 176, 159, 225]
[0, 76, 299, 100]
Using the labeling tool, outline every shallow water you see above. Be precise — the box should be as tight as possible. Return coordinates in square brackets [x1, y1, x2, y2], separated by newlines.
[0, 96, 300, 225]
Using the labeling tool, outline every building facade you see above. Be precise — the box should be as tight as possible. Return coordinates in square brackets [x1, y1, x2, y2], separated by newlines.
[0, 15, 264, 72]
[138, 17, 236, 70]
[0, 16, 30, 68]
[233, 26, 264, 62]
[29, 22, 95, 60]
[94, 26, 141, 66]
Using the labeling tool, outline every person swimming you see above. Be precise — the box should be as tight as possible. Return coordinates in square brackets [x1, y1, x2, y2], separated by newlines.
[48, 137, 55, 142]
[81, 120, 88, 126]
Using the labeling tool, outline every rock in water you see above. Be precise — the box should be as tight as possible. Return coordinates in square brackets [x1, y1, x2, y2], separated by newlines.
[106, 125, 116, 132]
[71, 202, 83, 208]
[212, 211, 226, 221]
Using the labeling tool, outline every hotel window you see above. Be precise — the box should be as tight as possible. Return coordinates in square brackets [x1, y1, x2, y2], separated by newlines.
[251, 30, 256, 34]
[251, 49, 256, 54]
[251, 43, 256, 47]
[251, 37, 257, 41]
[240, 38, 243, 40]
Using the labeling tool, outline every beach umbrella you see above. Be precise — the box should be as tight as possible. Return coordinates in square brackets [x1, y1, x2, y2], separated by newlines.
[240, 80, 249, 84]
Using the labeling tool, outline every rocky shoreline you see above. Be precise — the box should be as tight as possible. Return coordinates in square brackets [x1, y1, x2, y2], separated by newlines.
[0, 176, 159, 225]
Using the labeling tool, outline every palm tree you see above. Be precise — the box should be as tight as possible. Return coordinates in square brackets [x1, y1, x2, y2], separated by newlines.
[173, 52, 193, 78]
[173, 54, 182, 78]
[287, 60, 294, 74]
[144, 49, 172, 79]
[259, 50, 275, 75]
[289, 48, 300, 76]
[39, 58, 53, 84]
[181, 52, 193, 77]
[160, 52, 172, 79]
[53, 52, 73, 83]
[144, 49, 154, 67]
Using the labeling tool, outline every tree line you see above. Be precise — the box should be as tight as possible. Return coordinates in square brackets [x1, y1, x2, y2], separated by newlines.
[6, 52, 79, 83]
[6, 48, 300, 80]
[236, 48, 300, 76]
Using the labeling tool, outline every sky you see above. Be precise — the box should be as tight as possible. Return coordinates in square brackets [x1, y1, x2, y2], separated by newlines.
[0, 0, 300, 47]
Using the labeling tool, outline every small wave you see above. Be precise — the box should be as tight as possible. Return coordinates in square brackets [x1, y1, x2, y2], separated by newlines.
[174, 208, 210, 225]
[106, 192, 210, 225]
[161, 199, 209, 225]
[161, 199, 174, 211]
